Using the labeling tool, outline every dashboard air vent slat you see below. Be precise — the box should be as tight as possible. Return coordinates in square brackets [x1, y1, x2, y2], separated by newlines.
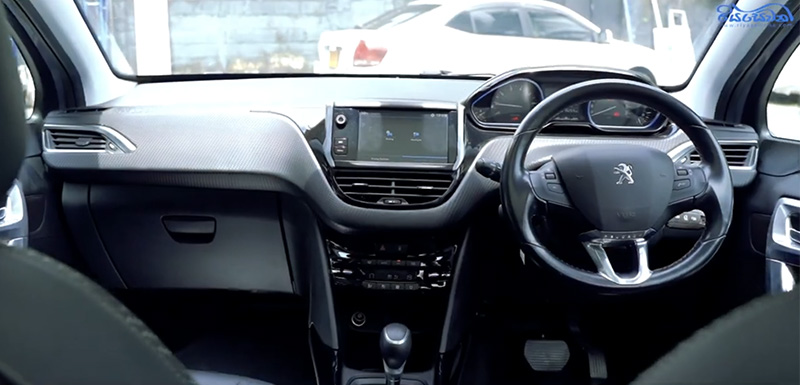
[332, 169, 456, 207]
[47, 129, 108, 150]
[687, 143, 756, 167]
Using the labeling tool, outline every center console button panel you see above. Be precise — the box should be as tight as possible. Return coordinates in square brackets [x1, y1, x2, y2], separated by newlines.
[328, 241, 455, 291]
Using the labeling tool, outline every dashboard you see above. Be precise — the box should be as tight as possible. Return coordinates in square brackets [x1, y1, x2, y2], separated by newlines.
[41, 67, 759, 230]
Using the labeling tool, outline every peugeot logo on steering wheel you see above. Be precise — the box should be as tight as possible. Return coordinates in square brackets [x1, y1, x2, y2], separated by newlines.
[614, 163, 635, 185]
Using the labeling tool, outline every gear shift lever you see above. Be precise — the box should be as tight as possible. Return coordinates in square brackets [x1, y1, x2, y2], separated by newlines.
[380, 323, 411, 385]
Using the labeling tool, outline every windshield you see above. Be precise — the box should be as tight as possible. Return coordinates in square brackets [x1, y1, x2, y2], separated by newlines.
[77, 0, 744, 86]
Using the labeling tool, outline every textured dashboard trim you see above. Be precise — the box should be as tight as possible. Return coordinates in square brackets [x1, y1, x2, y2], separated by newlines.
[43, 108, 757, 231]
[43, 109, 501, 232]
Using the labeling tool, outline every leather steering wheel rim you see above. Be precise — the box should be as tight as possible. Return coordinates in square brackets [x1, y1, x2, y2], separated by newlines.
[500, 79, 734, 289]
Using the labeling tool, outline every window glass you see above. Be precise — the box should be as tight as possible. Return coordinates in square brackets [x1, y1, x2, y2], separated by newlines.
[10, 39, 34, 119]
[528, 10, 594, 42]
[767, 46, 800, 141]
[470, 9, 524, 37]
[446, 12, 473, 33]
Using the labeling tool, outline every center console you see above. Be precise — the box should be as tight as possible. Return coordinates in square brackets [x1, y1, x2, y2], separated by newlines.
[312, 101, 467, 385]
[324, 235, 460, 385]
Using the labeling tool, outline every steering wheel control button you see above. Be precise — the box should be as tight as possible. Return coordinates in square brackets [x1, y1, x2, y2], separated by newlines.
[668, 210, 706, 229]
[676, 168, 689, 176]
[545, 172, 557, 180]
[673, 179, 691, 190]
[546, 183, 564, 193]
[334, 113, 347, 127]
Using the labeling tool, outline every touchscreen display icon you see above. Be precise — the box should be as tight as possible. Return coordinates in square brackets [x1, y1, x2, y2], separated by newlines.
[385, 130, 394, 140]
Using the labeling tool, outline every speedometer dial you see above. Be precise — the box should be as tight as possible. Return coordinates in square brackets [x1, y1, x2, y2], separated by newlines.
[587, 99, 660, 129]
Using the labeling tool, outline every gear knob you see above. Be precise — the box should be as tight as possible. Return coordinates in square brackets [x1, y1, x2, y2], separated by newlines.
[380, 323, 411, 385]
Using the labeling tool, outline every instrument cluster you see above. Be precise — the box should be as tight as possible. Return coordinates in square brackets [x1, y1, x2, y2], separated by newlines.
[469, 77, 666, 133]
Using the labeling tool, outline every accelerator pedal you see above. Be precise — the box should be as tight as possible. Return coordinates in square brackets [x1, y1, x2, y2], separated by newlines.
[524, 340, 570, 372]
[587, 348, 608, 384]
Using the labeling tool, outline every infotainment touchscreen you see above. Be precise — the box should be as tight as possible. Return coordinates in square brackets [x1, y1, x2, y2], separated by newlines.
[356, 110, 450, 163]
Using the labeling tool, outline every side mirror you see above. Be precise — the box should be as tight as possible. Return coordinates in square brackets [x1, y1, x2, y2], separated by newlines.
[599, 29, 613, 43]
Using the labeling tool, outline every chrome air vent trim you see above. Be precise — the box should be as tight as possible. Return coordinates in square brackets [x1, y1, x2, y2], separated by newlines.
[43, 124, 136, 153]
[669, 140, 758, 171]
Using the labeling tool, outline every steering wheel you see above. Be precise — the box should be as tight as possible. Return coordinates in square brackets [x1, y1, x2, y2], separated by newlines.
[501, 79, 734, 289]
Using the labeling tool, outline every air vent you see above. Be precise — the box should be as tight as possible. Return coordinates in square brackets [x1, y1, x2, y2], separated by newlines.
[332, 169, 456, 207]
[46, 129, 108, 150]
[63, 107, 110, 114]
[687, 143, 757, 167]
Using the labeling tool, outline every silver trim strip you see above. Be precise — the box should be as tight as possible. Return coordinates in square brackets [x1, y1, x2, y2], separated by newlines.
[43, 123, 137, 153]
[4, 237, 25, 248]
[323, 104, 335, 167]
[582, 238, 652, 285]
[0, 183, 24, 230]
[766, 260, 797, 293]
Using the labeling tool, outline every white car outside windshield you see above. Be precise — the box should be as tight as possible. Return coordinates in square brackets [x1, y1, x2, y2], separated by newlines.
[77, 0, 746, 87]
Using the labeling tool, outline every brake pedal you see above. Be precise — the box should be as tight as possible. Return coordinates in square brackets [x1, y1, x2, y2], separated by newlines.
[524, 340, 570, 372]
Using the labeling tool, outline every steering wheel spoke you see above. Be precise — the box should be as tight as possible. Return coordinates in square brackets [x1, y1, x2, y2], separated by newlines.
[666, 163, 711, 217]
[528, 160, 573, 209]
[582, 234, 652, 286]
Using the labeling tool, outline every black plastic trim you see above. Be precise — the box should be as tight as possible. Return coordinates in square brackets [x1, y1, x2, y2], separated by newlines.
[60, 183, 125, 288]
[282, 198, 339, 349]
[8, 0, 83, 107]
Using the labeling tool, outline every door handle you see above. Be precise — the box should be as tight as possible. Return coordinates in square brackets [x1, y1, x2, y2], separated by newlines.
[162, 215, 216, 243]
[767, 197, 800, 266]
[790, 228, 800, 245]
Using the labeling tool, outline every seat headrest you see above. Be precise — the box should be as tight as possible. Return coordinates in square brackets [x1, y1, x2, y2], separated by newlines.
[0, 6, 28, 196]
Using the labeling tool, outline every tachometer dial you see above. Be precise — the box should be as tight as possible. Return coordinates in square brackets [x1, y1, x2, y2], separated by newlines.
[588, 99, 660, 129]
[587, 99, 627, 126]
[627, 103, 659, 127]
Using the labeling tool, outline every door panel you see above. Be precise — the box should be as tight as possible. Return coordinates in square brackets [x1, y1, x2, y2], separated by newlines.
[754, 42, 800, 293]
